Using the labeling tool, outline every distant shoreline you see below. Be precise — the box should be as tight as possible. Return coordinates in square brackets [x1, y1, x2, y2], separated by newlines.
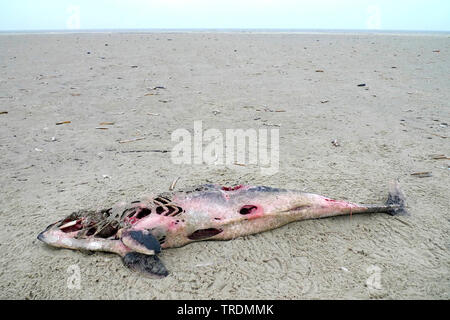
[1, 28, 449, 36]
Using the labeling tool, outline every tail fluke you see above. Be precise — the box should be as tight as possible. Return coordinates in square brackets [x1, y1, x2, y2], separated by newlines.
[385, 182, 409, 216]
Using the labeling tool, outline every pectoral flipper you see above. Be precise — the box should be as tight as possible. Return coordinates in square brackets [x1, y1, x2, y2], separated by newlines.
[122, 252, 169, 278]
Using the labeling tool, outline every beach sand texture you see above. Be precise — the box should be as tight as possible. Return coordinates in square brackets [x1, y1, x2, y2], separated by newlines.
[0, 32, 449, 299]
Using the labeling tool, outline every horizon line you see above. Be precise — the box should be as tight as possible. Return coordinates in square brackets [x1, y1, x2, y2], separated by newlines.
[1, 27, 450, 35]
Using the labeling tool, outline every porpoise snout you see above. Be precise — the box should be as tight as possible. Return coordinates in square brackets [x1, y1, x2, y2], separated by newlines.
[37, 222, 60, 243]
[37, 231, 46, 242]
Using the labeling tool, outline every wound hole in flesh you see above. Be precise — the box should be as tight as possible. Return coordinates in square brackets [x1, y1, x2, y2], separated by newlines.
[136, 208, 151, 219]
[165, 206, 176, 216]
[165, 205, 183, 216]
[174, 206, 183, 216]
[123, 208, 136, 218]
[188, 228, 223, 240]
[154, 197, 170, 204]
[222, 185, 243, 191]
[86, 227, 96, 236]
[239, 205, 258, 215]
[96, 223, 119, 238]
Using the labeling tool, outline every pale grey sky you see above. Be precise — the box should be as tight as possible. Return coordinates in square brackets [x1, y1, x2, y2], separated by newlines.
[0, 0, 449, 31]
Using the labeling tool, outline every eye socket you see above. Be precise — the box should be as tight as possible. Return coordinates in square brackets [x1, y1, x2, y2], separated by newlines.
[239, 205, 258, 215]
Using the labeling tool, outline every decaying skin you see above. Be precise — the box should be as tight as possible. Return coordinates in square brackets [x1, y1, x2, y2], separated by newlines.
[37, 183, 408, 277]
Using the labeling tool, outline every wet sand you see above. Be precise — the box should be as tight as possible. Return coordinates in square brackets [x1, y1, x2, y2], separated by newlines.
[0, 32, 449, 299]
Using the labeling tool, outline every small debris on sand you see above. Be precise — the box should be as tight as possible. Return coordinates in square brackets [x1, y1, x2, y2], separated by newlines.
[95, 127, 109, 130]
[70, 93, 81, 96]
[0, 111, 8, 114]
[428, 132, 447, 139]
[331, 139, 340, 147]
[430, 155, 450, 160]
[262, 123, 281, 127]
[394, 217, 412, 227]
[118, 137, 145, 144]
[147, 112, 160, 116]
[195, 262, 214, 267]
[315, 70, 324, 72]
[410, 172, 432, 178]
[99, 122, 114, 125]
[357, 83, 366, 87]
[119, 149, 168, 153]
[56, 121, 71, 125]
[257, 107, 286, 113]
[169, 177, 180, 191]
[320, 100, 329, 104]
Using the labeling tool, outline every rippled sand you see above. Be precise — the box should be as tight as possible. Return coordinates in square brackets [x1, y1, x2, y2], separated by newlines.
[0, 31, 449, 299]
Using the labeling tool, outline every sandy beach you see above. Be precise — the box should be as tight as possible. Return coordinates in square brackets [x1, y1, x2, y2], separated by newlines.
[0, 31, 449, 299]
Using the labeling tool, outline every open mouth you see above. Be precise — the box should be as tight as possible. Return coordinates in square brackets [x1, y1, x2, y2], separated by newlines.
[42, 196, 184, 242]
[51, 209, 120, 239]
